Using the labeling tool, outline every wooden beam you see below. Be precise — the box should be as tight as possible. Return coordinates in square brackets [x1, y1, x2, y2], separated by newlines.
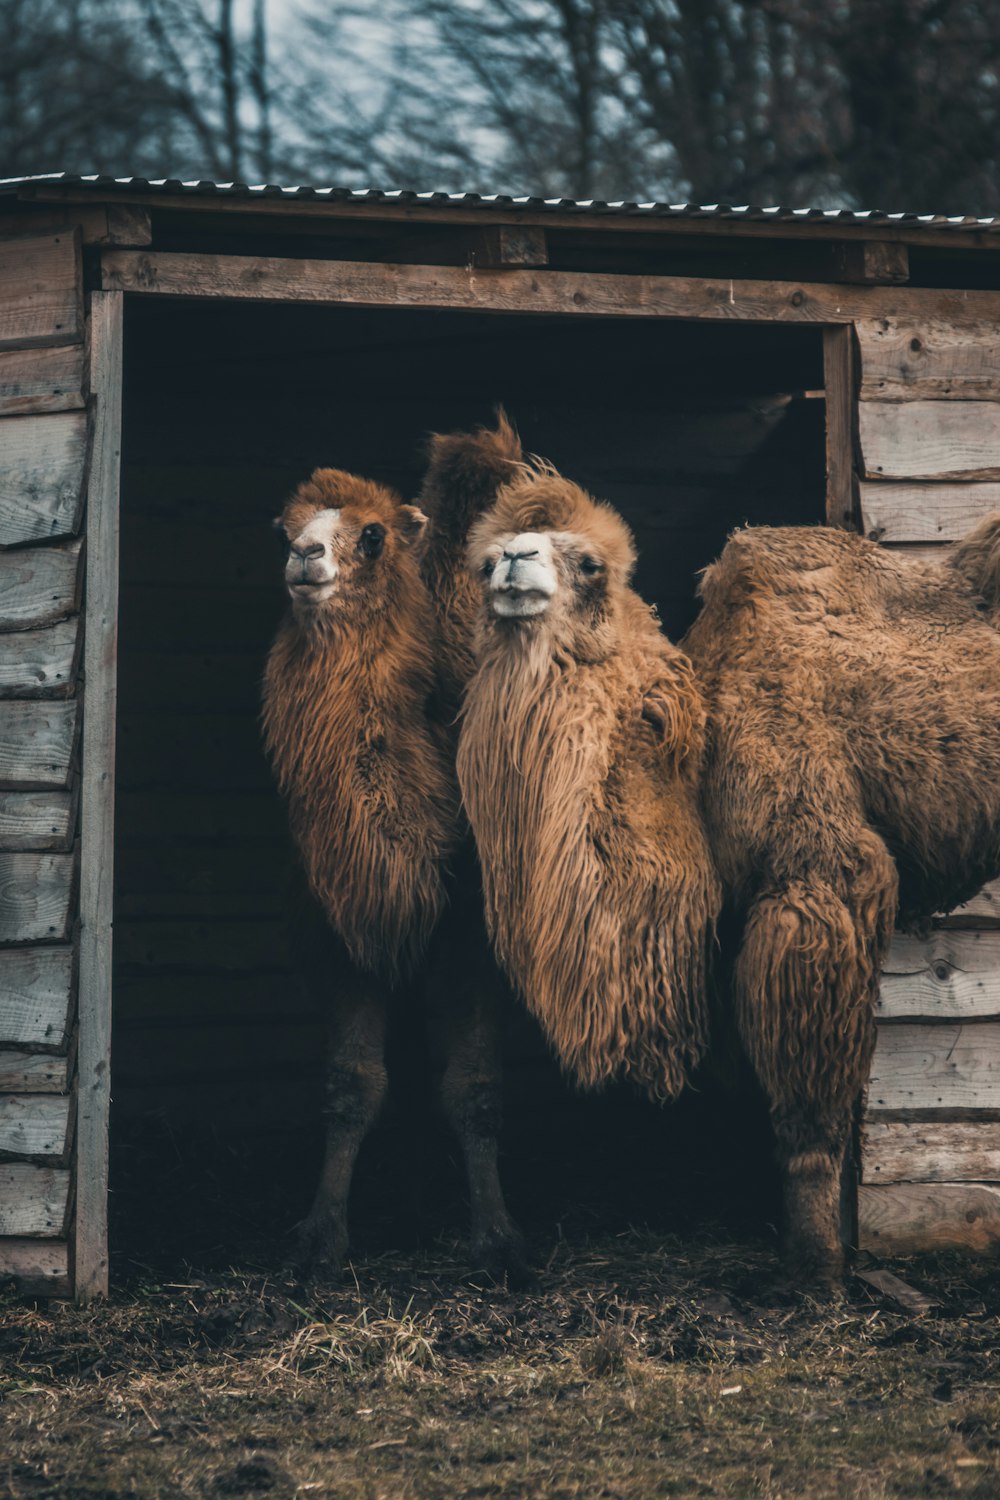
[879, 931, 1000, 1020]
[0, 1237, 69, 1295]
[0, 851, 75, 943]
[475, 225, 549, 268]
[857, 317, 1000, 402]
[0, 790, 74, 851]
[75, 290, 122, 1304]
[0, 1050, 69, 1092]
[0, 1095, 71, 1160]
[858, 1182, 1000, 1255]
[0, 410, 88, 545]
[0, 701, 78, 789]
[860, 482, 1000, 543]
[100, 248, 1000, 326]
[0, 946, 73, 1048]
[0, 1163, 70, 1235]
[0, 541, 82, 632]
[859, 401, 1000, 481]
[823, 324, 856, 528]
[832, 241, 909, 284]
[862, 1118, 1000, 1184]
[0, 232, 82, 351]
[941, 881, 1000, 927]
[0, 618, 80, 700]
[0, 344, 86, 417]
[0, 206, 151, 248]
[869, 1020, 1000, 1113]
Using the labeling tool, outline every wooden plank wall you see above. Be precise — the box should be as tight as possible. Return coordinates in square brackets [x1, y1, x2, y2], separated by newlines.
[0, 231, 86, 1297]
[856, 314, 1000, 1256]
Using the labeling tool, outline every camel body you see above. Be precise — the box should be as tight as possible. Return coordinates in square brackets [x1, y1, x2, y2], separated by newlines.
[458, 464, 722, 1102]
[683, 515, 1000, 1279]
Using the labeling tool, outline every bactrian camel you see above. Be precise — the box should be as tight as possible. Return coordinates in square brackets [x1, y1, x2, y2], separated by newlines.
[262, 465, 524, 1280]
[683, 516, 1000, 1283]
[456, 440, 722, 1104]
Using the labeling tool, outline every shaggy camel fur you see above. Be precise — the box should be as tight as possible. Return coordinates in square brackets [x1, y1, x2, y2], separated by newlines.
[683, 516, 1000, 1283]
[262, 467, 523, 1279]
[457, 456, 722, 1101]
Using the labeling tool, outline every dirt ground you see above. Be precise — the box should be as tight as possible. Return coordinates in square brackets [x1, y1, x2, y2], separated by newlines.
[3, 1213, 1000, 1499]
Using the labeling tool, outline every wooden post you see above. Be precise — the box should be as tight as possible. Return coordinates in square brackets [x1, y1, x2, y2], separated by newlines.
[74, 290, 123, 1302]
[823, 324, 857, 530]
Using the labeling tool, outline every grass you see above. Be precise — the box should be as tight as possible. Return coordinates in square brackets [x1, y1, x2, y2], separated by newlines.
[2, 1229, 1000, 1498]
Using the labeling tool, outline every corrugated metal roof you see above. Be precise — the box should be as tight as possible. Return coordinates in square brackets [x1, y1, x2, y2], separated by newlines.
[2, 172, 999, 230]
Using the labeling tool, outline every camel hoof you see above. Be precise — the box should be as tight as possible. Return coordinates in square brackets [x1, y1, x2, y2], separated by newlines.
[470, 1227, 532, 1290]
[286, 1214, 349, 1283]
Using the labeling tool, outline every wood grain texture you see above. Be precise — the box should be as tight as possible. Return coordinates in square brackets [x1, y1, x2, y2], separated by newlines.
[0, 410, 88, 544]
[0, 617, 80, 699]
[75, 289, 122, 1303]
[862, 1119, 1000, 1184]
[0, 1236, 69, 1295]
[858, 317, 1000, 401]
[0, 791, 74, 850]
[0, 1051, 68, 1092]
[858, 1182, 1000, 1255]
[859, 401, 1000, 481]
[0, 851, 74, 943]
[860, 482, 1000, 542]
[0, 946, 73, 1048]
[879, 931, 1000, 1020]
[0, 233, 82, 351]
[869, 1021, 1000, 1112]
[0, 700, 77, 789]
[823, 324, 856, 528]
[0, 1163, 70, 1236]
[0, 344, 85, 416]
[0, 540, 82, 632]
[0, 1095, 71, 1160]
[942, 881, 1000, 926]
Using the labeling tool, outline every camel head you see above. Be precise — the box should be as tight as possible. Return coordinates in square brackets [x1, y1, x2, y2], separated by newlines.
[468, 465, 636, 658]
[274, 469, 427, 623]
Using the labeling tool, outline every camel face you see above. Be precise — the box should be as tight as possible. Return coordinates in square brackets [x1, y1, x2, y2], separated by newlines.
[485, 531, 559, 617]
[275, 467, 426, 622]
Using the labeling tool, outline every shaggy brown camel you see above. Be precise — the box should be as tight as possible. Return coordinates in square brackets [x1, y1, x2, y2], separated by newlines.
[683, 516, 1000, 1283]
[456, 453, 722, 1103]
[262, 466, 524, 1280]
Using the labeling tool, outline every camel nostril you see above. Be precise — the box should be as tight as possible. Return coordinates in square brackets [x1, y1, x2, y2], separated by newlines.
[291, 542, 325, 561]
[503, 548, 539, 562]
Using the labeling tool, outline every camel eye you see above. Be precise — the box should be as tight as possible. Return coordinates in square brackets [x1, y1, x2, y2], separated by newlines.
[359, 523, 386, 559]
[481, 558, 495, 578]
[580, 555, 603, 576]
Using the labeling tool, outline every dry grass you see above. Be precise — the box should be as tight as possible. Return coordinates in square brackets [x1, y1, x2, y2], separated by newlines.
[2, 1230, 1000, 1498]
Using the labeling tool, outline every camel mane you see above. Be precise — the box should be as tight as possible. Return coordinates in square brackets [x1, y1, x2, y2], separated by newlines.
[262, 470, 458, 980]
[458, 467, 721, 1101]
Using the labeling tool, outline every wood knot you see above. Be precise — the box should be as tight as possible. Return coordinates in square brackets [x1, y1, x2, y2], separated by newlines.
[932, 961, 951, 982]
[789, 290, 805, 307]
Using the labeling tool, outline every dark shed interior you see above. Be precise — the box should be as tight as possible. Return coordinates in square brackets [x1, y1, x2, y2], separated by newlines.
[111, 299, 825, 1264]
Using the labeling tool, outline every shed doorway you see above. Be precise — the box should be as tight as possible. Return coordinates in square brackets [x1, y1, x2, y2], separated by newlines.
[110, 298, 826, 1268]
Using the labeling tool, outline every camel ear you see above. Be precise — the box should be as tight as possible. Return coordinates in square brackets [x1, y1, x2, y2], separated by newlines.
[271, 515, 286, 532]
[399, 505, 428, 545]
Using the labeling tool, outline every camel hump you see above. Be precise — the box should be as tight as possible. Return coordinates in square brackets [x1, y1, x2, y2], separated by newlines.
[696, 523, 869, 607]
[419, 410, 523, 527]
[949, 512, 1000, 608]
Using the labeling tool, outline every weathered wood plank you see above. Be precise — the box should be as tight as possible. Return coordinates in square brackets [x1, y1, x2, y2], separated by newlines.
[0, 852, 74, 944]
[823, 325, 855, 529]
[0, 1051, 68, 1092]
[0, 410, 88, 544]
[860, 481, 1000, 543]
[0, 791, 74, 851]
[0, 541, 82, 633]
[0, 617, 80, 699]
[0, 1236, 69, 1295]
[96, 248, 1000, 326]
[833, 242, 909, 285]
[0, 946, 73, 1048]
[0, 701, 77, 789]
[0, 1095, 71, 1160]
[879, 931, 1000, 1020]
[858, 1182, 1000, 1255]
[76, 289, 122, 1303]
[942, 881, 1000, 926]
[858, 318, 1000, 401]
[869, 1021, 1000, 1112]
[0, 344, 85, 416]
[0, 1163, 70, 1236]
[862, 1119, 1000, 1184]
[0, 233, 82, 351]
[859, 401, 1000, 481]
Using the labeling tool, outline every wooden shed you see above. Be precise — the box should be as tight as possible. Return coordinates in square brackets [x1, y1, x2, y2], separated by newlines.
[2, 174, 1000, 1300]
